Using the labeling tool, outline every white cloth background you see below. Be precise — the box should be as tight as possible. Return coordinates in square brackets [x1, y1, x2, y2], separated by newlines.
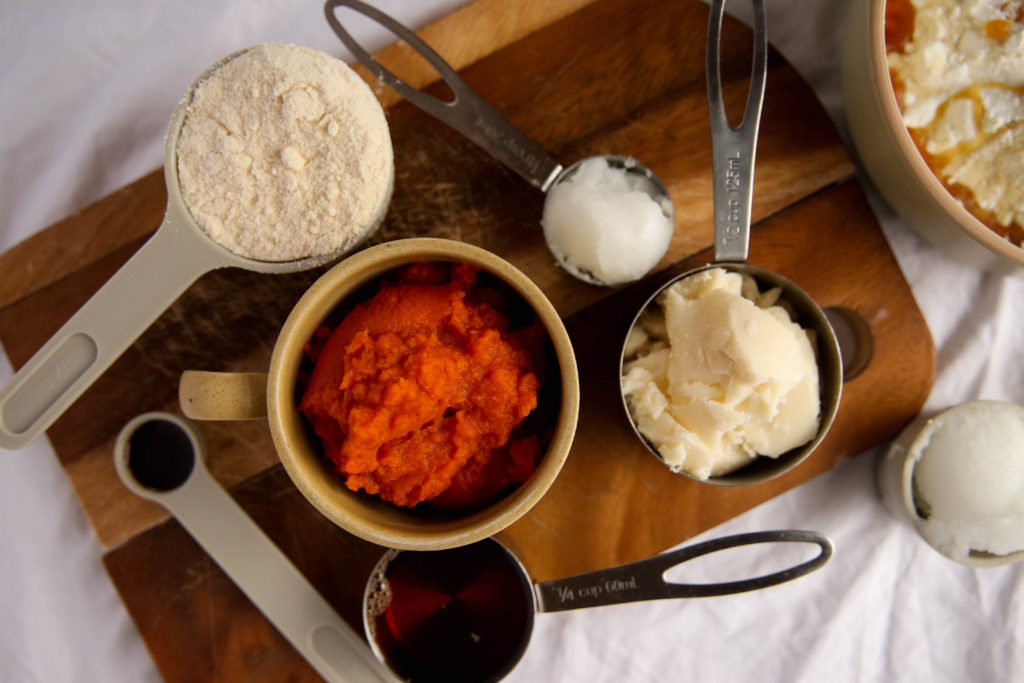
[2, 1, 1022, 681]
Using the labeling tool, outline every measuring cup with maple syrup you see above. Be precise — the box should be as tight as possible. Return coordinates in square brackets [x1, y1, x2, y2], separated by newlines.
[362, 532, 832, 682]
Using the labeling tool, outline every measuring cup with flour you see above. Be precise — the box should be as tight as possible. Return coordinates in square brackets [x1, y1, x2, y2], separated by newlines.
[362, 532, 832, 682]
[618, 0, 842, 485]
[0, 43, 393, 450]
[324, 0, 675, 287]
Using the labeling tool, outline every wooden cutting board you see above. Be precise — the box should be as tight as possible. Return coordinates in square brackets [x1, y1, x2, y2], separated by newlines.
[0, 0, 935, 680]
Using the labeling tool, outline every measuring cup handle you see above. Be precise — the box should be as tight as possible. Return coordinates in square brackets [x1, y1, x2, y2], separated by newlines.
[707, 0, 767, 263]
[324, 0, 562, 190]
[651, 529, 833, 598]
[0, 218, 217, 450]
[534, 530, 832, 612]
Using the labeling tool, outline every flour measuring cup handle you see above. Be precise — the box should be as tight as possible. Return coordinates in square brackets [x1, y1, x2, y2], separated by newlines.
[324, 0, 563, 191]
[0, 212, 225, 451]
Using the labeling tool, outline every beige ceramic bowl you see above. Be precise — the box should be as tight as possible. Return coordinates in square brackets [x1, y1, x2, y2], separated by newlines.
[841, 0, 1024, 275]
[182, 238, 579, 550]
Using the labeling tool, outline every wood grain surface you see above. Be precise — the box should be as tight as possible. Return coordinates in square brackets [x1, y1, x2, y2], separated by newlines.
[0, 0, 934, 680]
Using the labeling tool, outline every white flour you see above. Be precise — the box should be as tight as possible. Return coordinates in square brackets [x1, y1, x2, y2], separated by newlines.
[176, 42, 393, 261]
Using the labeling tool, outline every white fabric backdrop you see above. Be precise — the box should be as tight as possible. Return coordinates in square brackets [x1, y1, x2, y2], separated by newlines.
[2, 1, 1022, 681]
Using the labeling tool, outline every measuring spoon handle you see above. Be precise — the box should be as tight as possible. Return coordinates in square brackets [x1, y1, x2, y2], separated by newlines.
[707, 0, 767, 263]
[114, 413, 395, 682]
[324, 0, 563, 191]
[0, 215, 217, 450]
[534, 530, 833, 612]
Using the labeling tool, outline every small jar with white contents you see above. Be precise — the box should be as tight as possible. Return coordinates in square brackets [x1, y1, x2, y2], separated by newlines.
[878, 400, 1024, 567]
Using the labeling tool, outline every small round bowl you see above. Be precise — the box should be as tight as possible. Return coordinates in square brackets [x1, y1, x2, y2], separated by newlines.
[877, 401, 1024, 567]
[840, 0, 1024, 275]
[269, 238, 580, 550]
[618, 264, 843, 487]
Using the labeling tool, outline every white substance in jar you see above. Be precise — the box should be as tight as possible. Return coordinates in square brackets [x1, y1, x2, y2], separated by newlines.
[909, 401, 1024, 563]
[541, 157, 673, 285]
[621, 268, 820, 480]
[176, 42, 393, 262]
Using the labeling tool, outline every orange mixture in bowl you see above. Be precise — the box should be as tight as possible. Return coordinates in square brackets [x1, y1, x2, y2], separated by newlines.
[299, 262, 549, 509]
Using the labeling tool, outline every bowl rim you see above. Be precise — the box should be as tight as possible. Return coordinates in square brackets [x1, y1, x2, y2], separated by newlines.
[868, 0, 1024, 265]
[264, 237, 580, 550]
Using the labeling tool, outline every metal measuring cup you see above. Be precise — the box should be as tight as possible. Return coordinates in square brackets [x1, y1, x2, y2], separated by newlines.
[324, 0, 674, 286]
[619, 0, 843, 485]
[0, 47, 393, 450]
[362, 531, 832, 682]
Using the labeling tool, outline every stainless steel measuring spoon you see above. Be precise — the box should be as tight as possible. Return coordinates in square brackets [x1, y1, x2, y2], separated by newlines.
[362, 531, 832, 682]
[113, 411, 397, 682]
[0, 47, 392, 451]
[619, 0, 843, 486]
[324, 0, 674, 287]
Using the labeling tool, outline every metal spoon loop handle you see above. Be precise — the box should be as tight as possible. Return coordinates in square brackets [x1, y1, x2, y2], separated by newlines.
[534, 530, 832, 612]
[707, 0, 767, 263]
[324, 0, 562, 191]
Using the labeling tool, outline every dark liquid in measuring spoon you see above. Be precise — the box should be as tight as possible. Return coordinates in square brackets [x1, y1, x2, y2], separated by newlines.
[127, 419, 195, 491]
[371, 539, 535, 682]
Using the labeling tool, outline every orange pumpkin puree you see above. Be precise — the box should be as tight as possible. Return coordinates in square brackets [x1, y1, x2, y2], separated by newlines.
[299, 262, 547, 509]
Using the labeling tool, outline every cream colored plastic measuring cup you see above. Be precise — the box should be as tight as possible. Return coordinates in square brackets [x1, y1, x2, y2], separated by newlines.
[113, 411, 397, 682]
[0, 48, 392, 450]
